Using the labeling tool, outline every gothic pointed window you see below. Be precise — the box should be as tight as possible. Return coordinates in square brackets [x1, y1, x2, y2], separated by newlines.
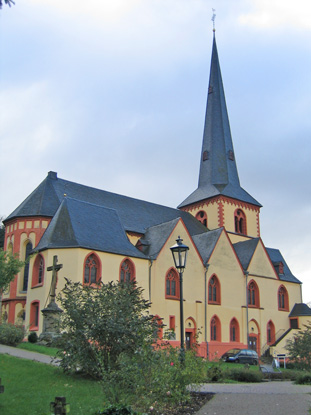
[195, 210, 208, 227]
[234, 209, 247, 235]
[32, 254, 44, 287]
[248, 280, 260, 308]
[23, 241, 33, 291]
[120, 258, 135, 283]
[84, 254, 100, 285]
[230, 318, 240, 342]
[210, 315, 221, 341]
[165, 268, 179, 299]
[208, 275, 220, 304]
[267, 320, 275, 345]
[278, 285, 289, 311]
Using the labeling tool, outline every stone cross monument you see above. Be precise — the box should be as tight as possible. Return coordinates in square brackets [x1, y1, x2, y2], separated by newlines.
[39, 255, 63, 345]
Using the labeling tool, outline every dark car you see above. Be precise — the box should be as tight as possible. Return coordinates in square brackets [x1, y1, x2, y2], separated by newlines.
[222, 349, 258, 365]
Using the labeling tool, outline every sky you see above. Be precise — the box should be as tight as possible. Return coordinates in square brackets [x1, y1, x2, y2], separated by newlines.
[1, 0, 311, 303]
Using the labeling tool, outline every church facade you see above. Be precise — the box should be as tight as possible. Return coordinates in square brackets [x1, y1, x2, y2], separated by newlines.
[2, 34, 309, 360]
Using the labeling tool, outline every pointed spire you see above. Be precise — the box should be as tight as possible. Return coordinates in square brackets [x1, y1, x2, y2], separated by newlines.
[178, 36, 261, 209]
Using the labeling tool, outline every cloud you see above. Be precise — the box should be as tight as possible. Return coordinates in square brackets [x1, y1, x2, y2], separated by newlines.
[239, 0, 311, 30]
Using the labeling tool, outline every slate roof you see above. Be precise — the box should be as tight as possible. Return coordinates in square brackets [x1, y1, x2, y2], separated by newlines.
[35, 197, 147, 258]
[138, 218, 181, 260]
[178, 35, 261, 209]
[289, 303, 311, 317]
[5, 171, 208, 237]
[233, 238, 260, 270]
[266, 247, 301, 284]
[192, 228, 223, 265]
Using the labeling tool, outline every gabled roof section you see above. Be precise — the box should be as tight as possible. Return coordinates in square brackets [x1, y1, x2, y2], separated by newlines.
[35, 197, 147, 259]
[138, 218, 181, 259]
[192, 227, 223, 265]
[5, 171, 60, 220]
[289, 303, 311, 317]
[233, 238, 260, 271]
[266, 247, 301, 284]
[178, 35, 261, 209]
[6, 171, 207, 236]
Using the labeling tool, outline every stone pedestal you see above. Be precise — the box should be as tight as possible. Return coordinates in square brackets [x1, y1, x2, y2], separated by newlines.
[38, 302, 63, 345]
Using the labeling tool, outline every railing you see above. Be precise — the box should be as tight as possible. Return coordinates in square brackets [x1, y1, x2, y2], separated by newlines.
[261, 329, 285, 356]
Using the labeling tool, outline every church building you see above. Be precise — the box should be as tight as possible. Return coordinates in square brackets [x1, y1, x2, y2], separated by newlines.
[2, 33, 310, 359]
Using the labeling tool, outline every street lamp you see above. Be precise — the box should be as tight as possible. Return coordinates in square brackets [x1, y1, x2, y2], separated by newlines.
[170, 236, 189, 364]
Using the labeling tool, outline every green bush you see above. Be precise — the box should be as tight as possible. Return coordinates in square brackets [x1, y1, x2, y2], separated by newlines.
[0, 323, 25, 346]
[206, 363, 223, 382]
[228, 368, 263, 383]
[99, 404, 138, 415]
[28, 332, 38, 343]
[295, 373, 311, 385]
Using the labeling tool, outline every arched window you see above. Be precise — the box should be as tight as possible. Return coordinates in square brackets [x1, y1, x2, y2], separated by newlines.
[195, 210, 208, 227]
[234, 209, 247, 235]
[208, 275, 221, 304]
[248, 280, 260, 308]
[23, 241, 33, 291]
[120, 258, 135, 283]
[84, 254, 101, 285]
[230, 318, 240, 342]
[165, 268, 179, 299]
[30, 300, 40, 331]
[32, 254, 44, 287]
[278, 285, 289, 311]
[267, 320, 275, 345]
[210, 315, 221, 341]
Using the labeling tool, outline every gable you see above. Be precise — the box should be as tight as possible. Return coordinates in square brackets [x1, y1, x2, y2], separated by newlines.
[248, 240, 277, 279]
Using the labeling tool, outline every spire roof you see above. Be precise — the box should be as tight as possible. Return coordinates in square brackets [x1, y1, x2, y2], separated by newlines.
[178, 35, 261, 209]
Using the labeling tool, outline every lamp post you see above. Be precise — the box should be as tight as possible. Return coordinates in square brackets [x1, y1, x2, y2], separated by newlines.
[170, 236, 189, 364]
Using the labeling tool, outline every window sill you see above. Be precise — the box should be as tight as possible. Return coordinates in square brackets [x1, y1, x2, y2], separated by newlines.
[31, 283, 43, 289]
[165, 296, 180, 301]
[278, 308, 289, 312]
[29, 326, 38, 331]
[208, 301, 221, 305]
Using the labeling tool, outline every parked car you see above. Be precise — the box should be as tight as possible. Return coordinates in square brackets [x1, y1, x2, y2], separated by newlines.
[221, 349, 258, 365]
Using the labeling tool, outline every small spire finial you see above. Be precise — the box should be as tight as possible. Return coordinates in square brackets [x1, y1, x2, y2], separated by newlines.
[211, 8, 216, 32]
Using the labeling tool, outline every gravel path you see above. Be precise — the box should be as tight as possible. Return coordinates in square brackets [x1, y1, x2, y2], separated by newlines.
[193, 382, 311, 415]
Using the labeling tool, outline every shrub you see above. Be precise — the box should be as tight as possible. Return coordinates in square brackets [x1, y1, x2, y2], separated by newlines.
[295, 373, 311, 385]
[206, 364, 223, 382]
[228, 368, 263, 383]
[99, 404, 138, 415]
[28, 332, 38, 343]
[0, 323, 25, 346]
[286, 321, 311, 370]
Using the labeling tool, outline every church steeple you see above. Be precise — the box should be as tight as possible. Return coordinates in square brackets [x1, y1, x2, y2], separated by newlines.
[178, 34, 261, 209]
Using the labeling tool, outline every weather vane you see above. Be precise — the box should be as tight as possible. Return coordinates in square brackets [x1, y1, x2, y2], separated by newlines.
[211, 8, 216, 32]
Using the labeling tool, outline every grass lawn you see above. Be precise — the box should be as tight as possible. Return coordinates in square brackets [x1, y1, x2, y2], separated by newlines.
[17, 342, 59, 357]
[0, 354, 105, 415]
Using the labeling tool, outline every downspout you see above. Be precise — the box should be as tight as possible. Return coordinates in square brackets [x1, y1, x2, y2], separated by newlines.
[245, 270, 249, 348]
[148, 258, 153, 302]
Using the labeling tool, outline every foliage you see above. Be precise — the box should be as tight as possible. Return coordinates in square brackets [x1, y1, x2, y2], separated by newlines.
[98, 404, 138, 415]
[294, 372, 311, 385]
[0, 248, 25, 292]
[205, 361, 224, 382]
[227, 368, 263, 383]
[0, 323, 25, 346]
[0, 0, 15, 9]
[286, 321, 311, 370]
[0, 218, 4, 249]
[99, 344, 206, 412]
[57, 279, 158, 379]
[28, 331, 38, 343]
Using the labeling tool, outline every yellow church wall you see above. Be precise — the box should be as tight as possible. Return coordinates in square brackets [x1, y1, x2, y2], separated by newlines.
[227, 233, 253, 244]
[248, 242, 277, 279]
[188, 201, 219, 230]
[24, 247, 150, 335]
[147, 221, 206, 345]
[221, 200, 259, 238]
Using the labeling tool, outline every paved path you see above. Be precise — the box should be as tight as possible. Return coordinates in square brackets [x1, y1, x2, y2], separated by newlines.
[0, 344, 59, 365]
[193, 382, 311, 415]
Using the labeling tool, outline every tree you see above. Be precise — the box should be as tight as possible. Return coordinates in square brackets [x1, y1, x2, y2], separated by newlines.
[0, 0, 15, 9]
[0, 218, 4, 249]
[0, 249, 25, 292]
[286, 321, 311, 369]
[57, 279, 159, 379]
